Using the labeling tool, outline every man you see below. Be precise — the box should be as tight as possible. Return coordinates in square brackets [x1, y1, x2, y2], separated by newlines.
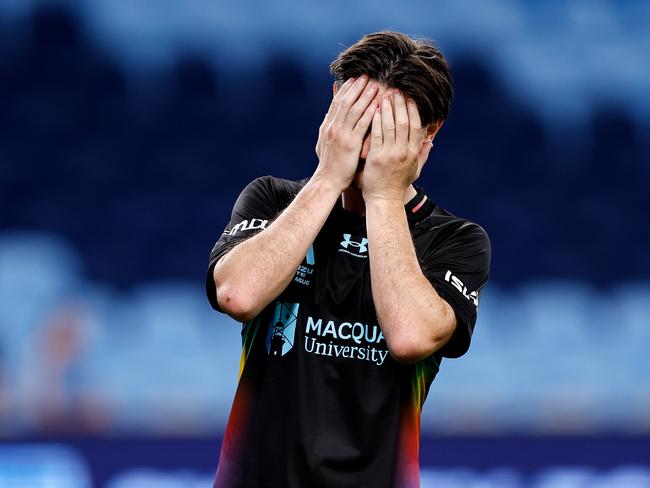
[206, 31, 491, 488]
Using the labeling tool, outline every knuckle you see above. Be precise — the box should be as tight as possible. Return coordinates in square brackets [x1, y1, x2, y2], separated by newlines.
[340, 94, 352, 107]
[342, 137, 357, 151]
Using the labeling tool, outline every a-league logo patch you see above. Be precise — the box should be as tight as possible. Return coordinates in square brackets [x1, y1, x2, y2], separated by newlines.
[266, 302, 299, 357]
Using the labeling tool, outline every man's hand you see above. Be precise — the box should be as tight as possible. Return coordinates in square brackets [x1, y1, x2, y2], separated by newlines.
[314, 75, 378, 192]
[361, 90, 433, 202]
[362, 90, 456, 362]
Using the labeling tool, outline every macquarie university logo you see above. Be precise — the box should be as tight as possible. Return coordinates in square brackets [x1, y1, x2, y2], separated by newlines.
[266, 302, 299, 357]
[339, 233, 368, 258]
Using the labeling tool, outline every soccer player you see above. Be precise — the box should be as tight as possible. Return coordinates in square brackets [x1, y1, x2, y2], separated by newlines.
[206, 31, 491, 488]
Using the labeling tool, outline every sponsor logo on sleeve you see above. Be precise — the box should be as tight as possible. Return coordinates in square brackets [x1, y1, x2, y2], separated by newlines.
[444, 270, 479, 306]
[223, 218, 268, 236]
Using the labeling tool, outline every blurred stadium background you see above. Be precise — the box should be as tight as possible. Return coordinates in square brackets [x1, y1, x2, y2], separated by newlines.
[1, 0, 649, 486]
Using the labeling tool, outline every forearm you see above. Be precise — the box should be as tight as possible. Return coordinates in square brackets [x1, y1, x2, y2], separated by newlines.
[365, 198, 455, 362]
[214, 173, 341, 320]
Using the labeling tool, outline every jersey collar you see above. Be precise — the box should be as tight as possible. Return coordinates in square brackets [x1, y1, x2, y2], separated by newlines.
[333, 185, 434, 226]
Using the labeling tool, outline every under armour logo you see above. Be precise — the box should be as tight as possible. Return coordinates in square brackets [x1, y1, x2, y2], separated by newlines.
[340, 233, 368, 253]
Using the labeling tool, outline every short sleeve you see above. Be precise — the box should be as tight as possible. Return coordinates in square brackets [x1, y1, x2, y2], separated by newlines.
[206, 176, 280, 312]
[419, 222, 491, 358]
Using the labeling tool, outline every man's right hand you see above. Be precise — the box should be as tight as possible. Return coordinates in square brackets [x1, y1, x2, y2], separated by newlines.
[314, 75, 378, 192]
[214, 76, 378, 321]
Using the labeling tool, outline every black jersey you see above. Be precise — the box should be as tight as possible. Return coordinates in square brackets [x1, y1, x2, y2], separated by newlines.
[206, 175, 491, 488]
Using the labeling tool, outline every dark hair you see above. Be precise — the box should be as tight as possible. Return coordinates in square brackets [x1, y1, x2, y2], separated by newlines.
[330, 31, 453, 126]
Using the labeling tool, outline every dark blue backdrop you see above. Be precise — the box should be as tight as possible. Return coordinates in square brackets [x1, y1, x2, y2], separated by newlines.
[2, 5, 647, 289]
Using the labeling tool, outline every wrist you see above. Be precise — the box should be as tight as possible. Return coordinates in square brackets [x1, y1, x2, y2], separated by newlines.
[310, 170, 347, 197]
[311, 169, 348, 194]
[361, 188, 406, 206]
[362, 195, 406, 213]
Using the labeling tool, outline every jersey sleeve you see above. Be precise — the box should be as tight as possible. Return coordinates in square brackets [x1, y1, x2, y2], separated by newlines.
[419, 222, 491, 358]
[205, 176, 280, 313]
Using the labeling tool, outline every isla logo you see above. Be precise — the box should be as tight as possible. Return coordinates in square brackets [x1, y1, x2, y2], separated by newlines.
[444, 270, 479, 306]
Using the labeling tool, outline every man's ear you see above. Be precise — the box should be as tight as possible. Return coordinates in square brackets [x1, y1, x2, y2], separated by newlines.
[332, 82, 338, 97]
[423, 119, 444, 144]
[414, 119, 444, 178]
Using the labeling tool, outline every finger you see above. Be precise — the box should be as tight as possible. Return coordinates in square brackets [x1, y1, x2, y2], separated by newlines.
[394, 91, 409, 146]
[345, 80, 379, 129]
[370, 105, 382, 148]
[381, 92, 395, 145]
[352, 98, 377, 136]
[406, 98, 423, 146]
[333, 75, 369, 123]
[325, 77, 356, 121]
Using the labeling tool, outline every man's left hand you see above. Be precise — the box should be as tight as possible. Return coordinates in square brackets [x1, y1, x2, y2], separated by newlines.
[361, 90, 433, 202]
